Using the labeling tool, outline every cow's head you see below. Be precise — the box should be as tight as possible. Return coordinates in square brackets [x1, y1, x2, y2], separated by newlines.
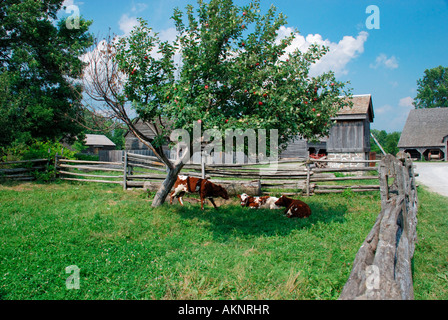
[216, 184, 230, 200]
[238, 193, 250, 207]
[274, 195, 288, 207]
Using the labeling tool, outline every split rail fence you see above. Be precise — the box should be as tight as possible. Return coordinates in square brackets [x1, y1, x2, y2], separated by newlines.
[0, 159, 50, 181]
[339, 153, 418, 300]
[54, 152, 381, 196]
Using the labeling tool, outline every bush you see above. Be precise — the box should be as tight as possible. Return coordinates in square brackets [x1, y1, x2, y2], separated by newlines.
[1, 140, 77, 182]
[74, 153, 99, 161]
[22, 140, 77, 161]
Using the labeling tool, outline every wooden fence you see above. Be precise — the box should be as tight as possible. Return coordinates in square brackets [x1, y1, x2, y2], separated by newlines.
[54, 152, 381, 196]
[339, 152, 418, 300]
[0, 159, 49, 181]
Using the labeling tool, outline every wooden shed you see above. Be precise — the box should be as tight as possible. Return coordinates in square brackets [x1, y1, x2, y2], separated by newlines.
[84, 134, 116, 155]
[280, 94, 374, 166]
[123, 118, 172, 158]
[398, 108, 448, 161]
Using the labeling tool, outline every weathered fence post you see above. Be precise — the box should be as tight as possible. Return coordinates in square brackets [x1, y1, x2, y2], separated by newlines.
[306, 159, 312, 197]
[201, 156, 206, 179]
[54, 153, 60, 178]
[339, 153, 418, 300]
[123, 151, 128, 191]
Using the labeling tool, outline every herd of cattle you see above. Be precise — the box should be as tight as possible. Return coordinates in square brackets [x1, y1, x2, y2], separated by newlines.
[169, 175, 312, 219]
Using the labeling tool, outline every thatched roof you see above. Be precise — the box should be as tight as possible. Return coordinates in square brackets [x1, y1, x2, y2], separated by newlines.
[398, 108, 448, 148]
[336, 94, 374, 122]
[85, 134, 116, 147]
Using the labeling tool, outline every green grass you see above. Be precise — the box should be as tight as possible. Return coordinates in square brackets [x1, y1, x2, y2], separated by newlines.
[0, 180, 446, 300]
[413, 186, 448, 299]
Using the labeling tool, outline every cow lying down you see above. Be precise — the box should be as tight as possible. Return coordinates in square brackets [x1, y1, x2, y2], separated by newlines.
[274, 195, 312, 219]
[238, 193, 280, 210]
[170, 175, 229, 210]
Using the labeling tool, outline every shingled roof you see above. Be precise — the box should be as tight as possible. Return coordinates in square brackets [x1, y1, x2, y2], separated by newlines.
[335, 94, 374, 122]
[398, 108, 448, 148]
[85, 134, 116, 147]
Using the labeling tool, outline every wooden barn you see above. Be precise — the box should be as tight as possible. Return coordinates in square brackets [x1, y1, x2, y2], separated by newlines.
[280, 94, 374, 167]
[123, 118, 172, 158]
[83, 134, 116, 155]
[398, 108, 448, 161]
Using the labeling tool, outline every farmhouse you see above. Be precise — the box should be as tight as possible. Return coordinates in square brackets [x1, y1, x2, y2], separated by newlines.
[281, 94, 375, 167]
[398, 108, 448, 161]
[83, 134, 116, 155]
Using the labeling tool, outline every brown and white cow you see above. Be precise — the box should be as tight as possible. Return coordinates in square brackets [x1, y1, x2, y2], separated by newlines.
[274, 195, 312, 218]
[170, 175, 229, 210]
[238, 193, 280, 210]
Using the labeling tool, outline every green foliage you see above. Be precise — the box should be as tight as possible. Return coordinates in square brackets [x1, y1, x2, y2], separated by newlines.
[0, 0, 94, 148]
[414, 65, 448, 109]
[0, 140, 76, 163]
[74, 153, 100, 161]
[370, 129, 401, 155]
[114, 0, 351, 150]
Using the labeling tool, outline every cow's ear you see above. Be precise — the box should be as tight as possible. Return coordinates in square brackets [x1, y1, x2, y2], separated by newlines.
[237, 194, 241, 199]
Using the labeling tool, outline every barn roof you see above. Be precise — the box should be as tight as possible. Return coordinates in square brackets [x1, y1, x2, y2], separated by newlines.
[85, 134, 116, 147]
[124, 118, 171, 139]
[398, 108, 448, 148]
[336, 94, 374, 122]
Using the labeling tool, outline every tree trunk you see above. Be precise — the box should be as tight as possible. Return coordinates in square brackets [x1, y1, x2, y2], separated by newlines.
[151, 160, 185, 207]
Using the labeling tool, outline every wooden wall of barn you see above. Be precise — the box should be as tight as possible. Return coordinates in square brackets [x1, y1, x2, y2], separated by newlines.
[327, 119, 370, 153]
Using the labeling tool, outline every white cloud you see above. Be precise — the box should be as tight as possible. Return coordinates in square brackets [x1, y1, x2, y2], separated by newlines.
[131, 2, 148, 13]
[62, 0, 74, 6]
[376, 104, 394, 115]
[370, 53, 399, 70]
[276, 27, 369, 76]
[62, 0, 84, 8]
[399, 96, 414, 108]
[119, 14, 139, 35]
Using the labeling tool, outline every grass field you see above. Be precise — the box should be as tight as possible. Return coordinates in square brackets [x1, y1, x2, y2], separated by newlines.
[0, 180, 447, 300]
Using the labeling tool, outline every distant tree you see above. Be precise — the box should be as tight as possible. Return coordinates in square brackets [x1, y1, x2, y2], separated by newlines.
[370, 129, 401, 155]
[414, 65, 448, 109]
[0, 0, 93, 148]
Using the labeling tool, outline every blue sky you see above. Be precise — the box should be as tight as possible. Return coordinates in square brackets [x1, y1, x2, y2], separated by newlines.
[61, 0, 448, 132]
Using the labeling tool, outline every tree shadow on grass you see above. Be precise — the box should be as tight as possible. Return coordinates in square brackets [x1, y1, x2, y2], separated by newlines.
[168, 198, 348, 241]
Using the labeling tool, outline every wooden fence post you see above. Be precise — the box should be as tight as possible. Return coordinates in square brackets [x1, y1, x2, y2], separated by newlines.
[306, 159, 311, 197]
[339, 153, 418, 300]
[123, 151, 128, 191]
[201, 156, 206, 179]
[54, 153, 59, 178]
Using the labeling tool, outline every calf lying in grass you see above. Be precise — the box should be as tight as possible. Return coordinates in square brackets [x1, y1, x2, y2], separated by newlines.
[170, 175, 229, 210]
[274, 195, 312, 218]
[238, 193, 280, 209]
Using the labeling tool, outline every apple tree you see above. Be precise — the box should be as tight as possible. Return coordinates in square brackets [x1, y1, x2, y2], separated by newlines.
[88, 0, 351, 207]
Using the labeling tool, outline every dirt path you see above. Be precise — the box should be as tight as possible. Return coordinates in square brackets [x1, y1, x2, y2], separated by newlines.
[414, 162, 448, 197]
